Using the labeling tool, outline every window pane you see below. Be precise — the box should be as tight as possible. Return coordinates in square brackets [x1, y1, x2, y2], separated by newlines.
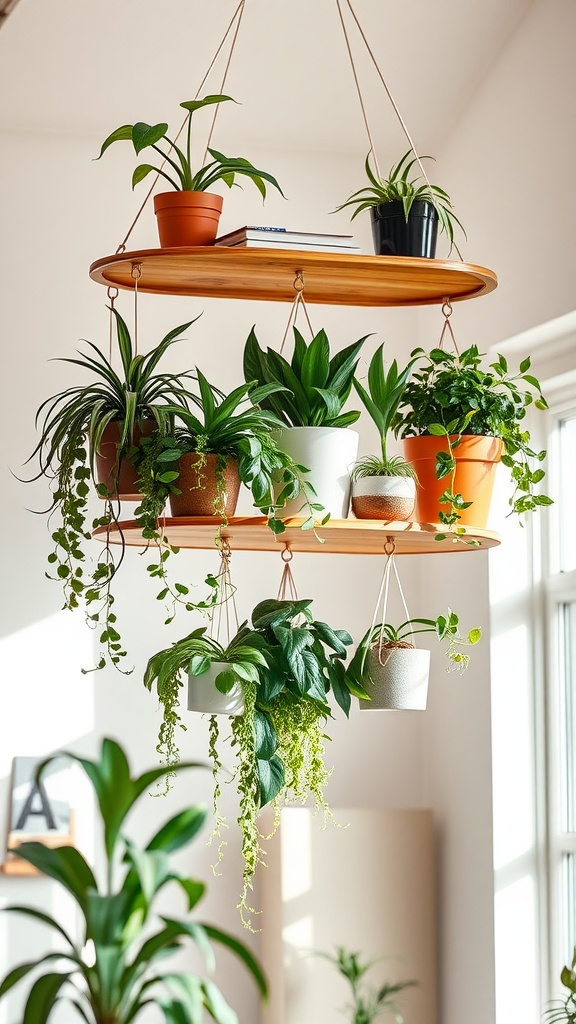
[560, 603, 576, 832]
[558, 416, 576, 572]
[562, 852, 576, 960]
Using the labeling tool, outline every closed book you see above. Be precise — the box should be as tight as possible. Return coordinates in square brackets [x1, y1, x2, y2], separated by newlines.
[222, 238, 361, 254]
[215, 225, 356, 248]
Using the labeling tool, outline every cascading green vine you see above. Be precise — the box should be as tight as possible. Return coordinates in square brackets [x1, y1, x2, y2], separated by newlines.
[230, 681, 264, 927]
[269, 693, 332, 809]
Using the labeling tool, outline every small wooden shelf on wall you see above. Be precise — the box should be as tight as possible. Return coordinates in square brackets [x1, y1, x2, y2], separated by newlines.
[92, 516, 500, 555]
[89, 247, 498, 307]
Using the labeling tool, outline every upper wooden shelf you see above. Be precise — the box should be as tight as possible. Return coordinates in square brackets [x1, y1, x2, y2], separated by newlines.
[89, 247, 498, 307]
[93, 516, 500, 555]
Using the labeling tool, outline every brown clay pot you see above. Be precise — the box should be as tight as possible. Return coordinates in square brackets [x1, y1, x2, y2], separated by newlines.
[95, 420, 154, 501]
[153, 191, 224, 248]
[402, 433, 504, 528]
[351, 475, 416, 521]
[169, 453, 240, 518]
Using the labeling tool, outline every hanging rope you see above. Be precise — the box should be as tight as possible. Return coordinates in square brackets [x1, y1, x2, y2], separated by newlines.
[368, 539, 414, 664]
[115, 1, 246, 254]
[277, 546, 298, 601]
[279, 271, 315, 354]
[131, 262, 141, 355]
[210, 539, 239, 647]
[437, 299, 460, 356]
[336, 0, 464, 262]
[107, 286, 118, 363]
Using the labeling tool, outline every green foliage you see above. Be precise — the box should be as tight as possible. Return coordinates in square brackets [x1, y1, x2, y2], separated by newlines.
[243, 326, 367, 428]
[335, 150, 465, 253]
[0, 738, 267, 1024]
[98, 94, 284, 199]
[352, 344, 419, 476]
[318, 946, 415, 1024]
[346, 608, 482, 693]
[394, 344, 552, 523]
[143, 598, 355, 925]
[544, 948, 576, 1023]
[27, 310, 197, 669]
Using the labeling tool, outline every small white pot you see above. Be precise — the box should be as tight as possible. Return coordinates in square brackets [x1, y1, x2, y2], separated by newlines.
[358, 646, 430, 711]
[351, 475, 416, 521]
[272, 426, 359, 519]
[187, 662, 244, 716]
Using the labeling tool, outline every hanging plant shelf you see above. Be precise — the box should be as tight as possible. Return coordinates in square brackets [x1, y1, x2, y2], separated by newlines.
[92, 516, 500, 555]
[89, 247, 497, 306]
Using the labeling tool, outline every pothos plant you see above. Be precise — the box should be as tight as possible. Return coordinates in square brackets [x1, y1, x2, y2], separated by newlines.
[393, 344, 552, 535]
[346, 608, 482, 694]
[0, 737, 267, 1024]
[26, 308, 197, 671]
[133, 372, 326, 624]
[143, 597, 360, 926]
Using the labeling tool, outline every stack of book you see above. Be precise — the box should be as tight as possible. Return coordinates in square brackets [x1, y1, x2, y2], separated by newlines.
[215, 225, 360, 254]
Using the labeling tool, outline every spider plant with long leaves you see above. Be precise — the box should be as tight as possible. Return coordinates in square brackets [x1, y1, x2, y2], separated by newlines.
[97, 94, 284, 198]
[335, 150, 465, 254]
[26, 308, 198, 671]
[0, 737, 267, 1024]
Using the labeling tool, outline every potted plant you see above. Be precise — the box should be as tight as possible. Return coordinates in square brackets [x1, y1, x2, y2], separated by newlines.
[243, 326, 368, 517]
[544, 947, 576, 1023]
[0, 737, 267, 1023]
[335, 150, 465, 258]
[98, 94, 284, 247]
[346, 609, 481, 710]
[27, 308, 197, 670]
[350, 344, 418, 520]
[144, 597, 359, 924]
[393, 344, 552, 531]
[318, 946, 415, 1024]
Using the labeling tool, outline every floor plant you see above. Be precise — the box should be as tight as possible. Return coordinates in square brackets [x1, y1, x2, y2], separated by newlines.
[318, 946, 415, 1024]
[143, 597, 360, 925]
[0, 737, 267, 1024]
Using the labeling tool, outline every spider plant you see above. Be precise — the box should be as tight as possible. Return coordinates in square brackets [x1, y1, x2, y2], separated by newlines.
[0, 737, 267, 1024]
[97, 94, 284, 198]
[336, 150, 465, 253]
[351, 344, 418, 481]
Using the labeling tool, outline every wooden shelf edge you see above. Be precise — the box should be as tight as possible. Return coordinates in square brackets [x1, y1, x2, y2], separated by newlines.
[93, 516, 500, 555]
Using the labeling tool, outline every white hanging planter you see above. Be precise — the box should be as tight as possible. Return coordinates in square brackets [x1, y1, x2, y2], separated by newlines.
[358, 646, 430, 711]
[187, 661, 245, 716]
[351, 474, 416, 520]
[272, 425, 359, 518]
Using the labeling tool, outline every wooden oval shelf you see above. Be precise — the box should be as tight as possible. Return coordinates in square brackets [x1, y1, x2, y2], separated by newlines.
[93, 516, 500, 555]
[89, 248, 497, 307]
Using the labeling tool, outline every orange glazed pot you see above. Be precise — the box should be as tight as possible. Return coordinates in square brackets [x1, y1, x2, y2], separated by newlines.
[95, 420, 153, 501]
[153, 191, 223, 247]
[402, 434, 504, 528]
[169, 453, 240, 518]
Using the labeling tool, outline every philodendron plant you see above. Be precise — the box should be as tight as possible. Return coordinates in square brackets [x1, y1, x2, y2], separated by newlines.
[0, 737, 267, 1024]
[98, 93, 284, 199]
[144, 597, 359, 925]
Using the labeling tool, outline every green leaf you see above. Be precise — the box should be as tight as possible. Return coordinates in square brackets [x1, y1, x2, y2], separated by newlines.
[12, 843, 97, 913]
[253, 710, 278, 760]
[257, 755, 285, 807]
[23, 971, 72, 1024]
[96, 123, 133, 159]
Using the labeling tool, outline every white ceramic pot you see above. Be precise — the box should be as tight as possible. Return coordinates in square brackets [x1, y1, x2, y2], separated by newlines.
[187, 662, 244, 716]
[358, 646, 430, 711]
[351, 475, 416, 521]
[272, 426, 359, 519]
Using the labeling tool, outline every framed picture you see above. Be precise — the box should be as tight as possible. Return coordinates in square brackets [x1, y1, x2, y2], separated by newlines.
[2, 755, 75, 875]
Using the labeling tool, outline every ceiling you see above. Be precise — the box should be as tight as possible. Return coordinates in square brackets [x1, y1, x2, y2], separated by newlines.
[0, 0, 535, 158]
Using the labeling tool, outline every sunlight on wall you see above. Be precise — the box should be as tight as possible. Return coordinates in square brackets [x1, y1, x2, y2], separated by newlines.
[494, 875, 539, 1022]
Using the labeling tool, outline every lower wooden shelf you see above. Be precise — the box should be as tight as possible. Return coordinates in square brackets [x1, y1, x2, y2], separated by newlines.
[93, 516, 500, 555]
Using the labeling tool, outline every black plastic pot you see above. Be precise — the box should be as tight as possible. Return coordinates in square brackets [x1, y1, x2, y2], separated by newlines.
[370, 199, 438, 258]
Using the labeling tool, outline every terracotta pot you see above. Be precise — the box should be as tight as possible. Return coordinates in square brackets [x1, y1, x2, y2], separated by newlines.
[351, 475, 416, 521]
[271, 426, 359, 519]
[169, 453, 240, 517]
[402, 433, 503, 528]
[95, 420, 154, 501]
[187, 662, 244, 716]
[153, 191, 223, 248]
[358, 645, 431, 711]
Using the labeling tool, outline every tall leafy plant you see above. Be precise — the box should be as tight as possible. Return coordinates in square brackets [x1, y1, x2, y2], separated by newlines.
[318, 947, 415, 1024]
[243, 326, 367, 428]
[0, 738, 267, 1024]
[98, 94, 284, 198]
[351, 344, 418, 480]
